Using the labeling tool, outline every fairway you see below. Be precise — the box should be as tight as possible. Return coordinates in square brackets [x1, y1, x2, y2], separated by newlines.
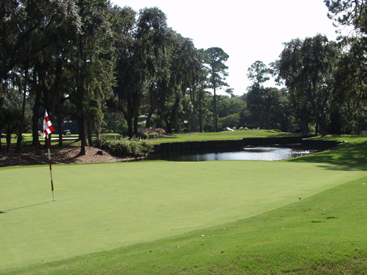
[1, 160, 366, 271]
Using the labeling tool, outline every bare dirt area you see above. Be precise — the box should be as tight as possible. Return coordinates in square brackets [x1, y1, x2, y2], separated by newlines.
[0, 146, 131, 168]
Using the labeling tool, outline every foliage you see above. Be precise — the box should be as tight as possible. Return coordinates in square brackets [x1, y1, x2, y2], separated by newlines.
[274, 35, 339, 135]
[204, 47, 229, 132]
[325, 0, 367, 33]
[137, 127, 166, 139]
[242, 67, 292, 131]
[96, 136, 154, 157]
[4, 0, 367, 153]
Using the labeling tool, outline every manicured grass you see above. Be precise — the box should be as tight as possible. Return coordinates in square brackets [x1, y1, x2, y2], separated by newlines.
[150, 129, 292, 144]
[99, 129, 293, 144]
[1, 135, 367, 274]
[19, 174, 366, 275]
[1, 158, 367, 273]
[288, 135, 367, 170]
[1, 134, 80, 147]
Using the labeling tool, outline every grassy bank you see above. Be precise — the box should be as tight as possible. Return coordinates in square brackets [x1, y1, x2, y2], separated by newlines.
[1, 135, 367, 274]
[149, 129, 293, 144]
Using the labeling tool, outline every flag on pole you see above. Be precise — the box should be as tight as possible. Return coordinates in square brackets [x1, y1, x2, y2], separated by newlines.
[43, 110, 55, 138]
[43, 110, 55, 201]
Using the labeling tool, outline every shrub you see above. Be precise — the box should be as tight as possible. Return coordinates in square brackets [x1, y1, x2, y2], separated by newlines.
[148, 132, 159, 139]
[138, 128, 166, 138]
[95, 137, 154, 158]
[137, 131, 149, 139]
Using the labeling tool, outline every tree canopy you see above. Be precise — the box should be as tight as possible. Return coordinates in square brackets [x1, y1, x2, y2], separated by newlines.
[2, 0, 367, 152]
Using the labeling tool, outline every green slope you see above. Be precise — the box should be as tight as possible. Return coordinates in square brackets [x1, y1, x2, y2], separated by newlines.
[1, 160, 366, 271]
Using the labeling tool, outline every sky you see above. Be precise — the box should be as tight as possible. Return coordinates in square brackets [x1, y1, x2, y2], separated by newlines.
[111, 0, 341, 95]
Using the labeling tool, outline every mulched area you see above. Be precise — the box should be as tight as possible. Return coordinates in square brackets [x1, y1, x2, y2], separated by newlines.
[0, 145, 130, 167]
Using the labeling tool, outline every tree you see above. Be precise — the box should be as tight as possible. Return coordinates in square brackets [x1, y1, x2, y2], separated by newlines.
[0, 0, 80, 82]
[217, 96, 245, 129]
[204, 47, 229, 132]
[274, 35, 339, 135]
[163, 33, 206, 133]
[126, 7, 169, 137]
[245, 61, 272, 128]
[0, 84, 30, 152]
[68, 0, 115, 155]
[247, 60, 272, 86]
[332, 37, 367, 133]
[273, 39, 312, 133]
[325, 0, 367, 33]
[325, 0, 367, 133]
[0, 0, 81, 148]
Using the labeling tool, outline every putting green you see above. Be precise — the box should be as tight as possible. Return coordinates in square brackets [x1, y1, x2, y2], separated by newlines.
[1, 160, 366, 270]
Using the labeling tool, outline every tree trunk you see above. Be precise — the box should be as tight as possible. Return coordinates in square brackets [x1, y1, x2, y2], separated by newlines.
[319, 113, 327, 136]
[6, 128, 11, 153]
[170, 96, 180, 132]
[0, 126, 2, 152]
[16, 65, 28, 151]
[87, 116, 93, 146]
[78, 113, 86, 155]
[32, 84, 42, 147]
[213, 86, 217, 132]
[133, 94, 141, 137]
[190, 88, 197, 132]
[146, 110, 153, 129]
[198, 94, 203, 132]
[96, 122, 101, 141]
[58, 114, 63, 147]
[133, 113, 139, 137]
[301, 118, 309, 134]
[127, 99, 133, 138]
[315, 123, 319, 135]
[146, 85, 155, 129]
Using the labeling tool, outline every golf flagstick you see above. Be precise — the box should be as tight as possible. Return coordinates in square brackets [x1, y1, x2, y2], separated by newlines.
[47, 136, 55, 201]
[43, 110, 55, 201]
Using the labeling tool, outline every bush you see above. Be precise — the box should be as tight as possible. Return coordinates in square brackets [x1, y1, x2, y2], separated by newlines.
[95, 137, 154, 158]
[138, 128, 166, 138]
[148, 132, 159, 139]
[137, 131, 149, 139]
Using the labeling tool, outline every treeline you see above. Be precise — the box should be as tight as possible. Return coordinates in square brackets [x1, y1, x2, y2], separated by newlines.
[1, 0, 366, 154]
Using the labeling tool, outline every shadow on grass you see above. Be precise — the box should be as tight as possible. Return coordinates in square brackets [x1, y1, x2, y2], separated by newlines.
[4, 201, 53, 213]
[288, 140, 367, 171]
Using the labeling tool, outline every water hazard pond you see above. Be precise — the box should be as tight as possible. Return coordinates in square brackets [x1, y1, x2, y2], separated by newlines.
[150, 146, 318, 161]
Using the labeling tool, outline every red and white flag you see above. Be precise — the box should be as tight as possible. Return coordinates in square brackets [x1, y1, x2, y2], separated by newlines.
[43, 110, 55, 138]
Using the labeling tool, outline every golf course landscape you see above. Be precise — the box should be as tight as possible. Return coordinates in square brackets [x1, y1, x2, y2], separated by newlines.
[1, 133, 367, 274]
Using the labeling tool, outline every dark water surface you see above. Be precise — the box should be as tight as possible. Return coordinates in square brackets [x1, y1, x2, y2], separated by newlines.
[150, 146, 317, 161]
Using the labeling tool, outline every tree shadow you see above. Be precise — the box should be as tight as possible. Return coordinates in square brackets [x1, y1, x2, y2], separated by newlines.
[288, 140, 367, 171]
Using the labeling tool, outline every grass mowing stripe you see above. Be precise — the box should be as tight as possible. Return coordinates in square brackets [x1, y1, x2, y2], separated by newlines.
[1, 160, 366, 271]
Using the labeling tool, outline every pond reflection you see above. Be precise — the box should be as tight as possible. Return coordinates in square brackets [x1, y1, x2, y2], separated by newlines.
[150, 146, 317, 161]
